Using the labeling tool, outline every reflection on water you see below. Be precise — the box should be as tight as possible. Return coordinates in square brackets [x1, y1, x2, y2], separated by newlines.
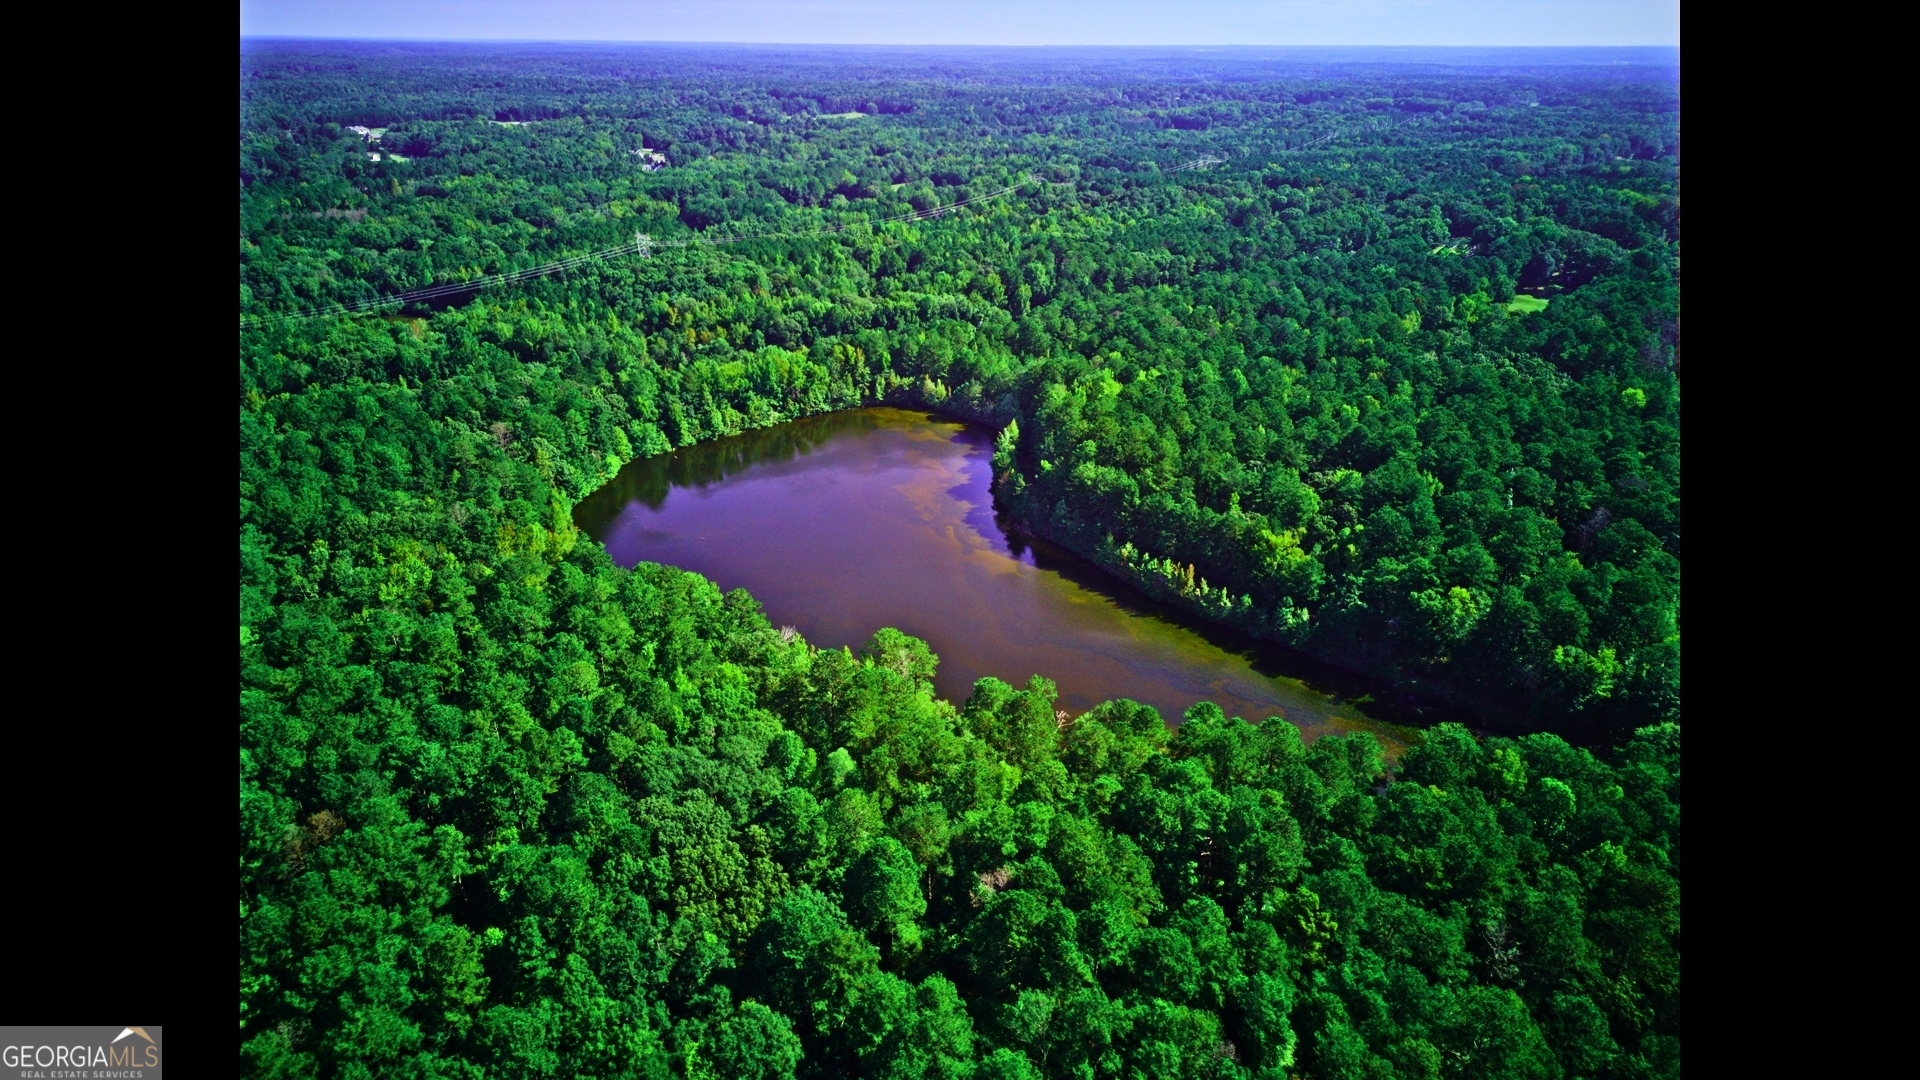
[587, 410, 868, 513]
[573, 408, 1416, 753]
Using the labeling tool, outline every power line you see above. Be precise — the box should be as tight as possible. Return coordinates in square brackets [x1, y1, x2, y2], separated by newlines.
[249, 176, 1030, 324]
[1163, 155, 1227, 174]
[243, 159, 1225, 325]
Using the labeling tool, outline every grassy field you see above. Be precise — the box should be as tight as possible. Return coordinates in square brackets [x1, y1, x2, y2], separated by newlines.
[1507, 294, 1551, 313]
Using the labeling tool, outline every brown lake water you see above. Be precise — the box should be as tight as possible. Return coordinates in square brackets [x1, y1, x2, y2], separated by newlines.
[574, 408, 1412, 752]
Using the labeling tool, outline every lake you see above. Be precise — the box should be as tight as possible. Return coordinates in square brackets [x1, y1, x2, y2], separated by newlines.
[573, 407, 1412, 752]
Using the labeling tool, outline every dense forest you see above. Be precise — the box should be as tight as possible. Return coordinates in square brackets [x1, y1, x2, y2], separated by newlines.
[239, 43, 1679, 1079]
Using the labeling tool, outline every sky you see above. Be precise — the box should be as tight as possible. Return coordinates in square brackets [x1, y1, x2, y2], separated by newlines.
[238, 1, 1681, 48]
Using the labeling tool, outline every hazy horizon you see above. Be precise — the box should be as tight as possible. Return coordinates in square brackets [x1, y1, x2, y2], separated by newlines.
[238, 1, 1681, 49]
[238, 39, 1678, 52]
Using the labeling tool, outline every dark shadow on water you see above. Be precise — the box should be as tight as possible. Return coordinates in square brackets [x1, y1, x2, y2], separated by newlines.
[987, 508, 1469, 731]
[575, 411, 883, 535]
[942, 425, 1029, 563]
[931, 420, 1463, 731]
